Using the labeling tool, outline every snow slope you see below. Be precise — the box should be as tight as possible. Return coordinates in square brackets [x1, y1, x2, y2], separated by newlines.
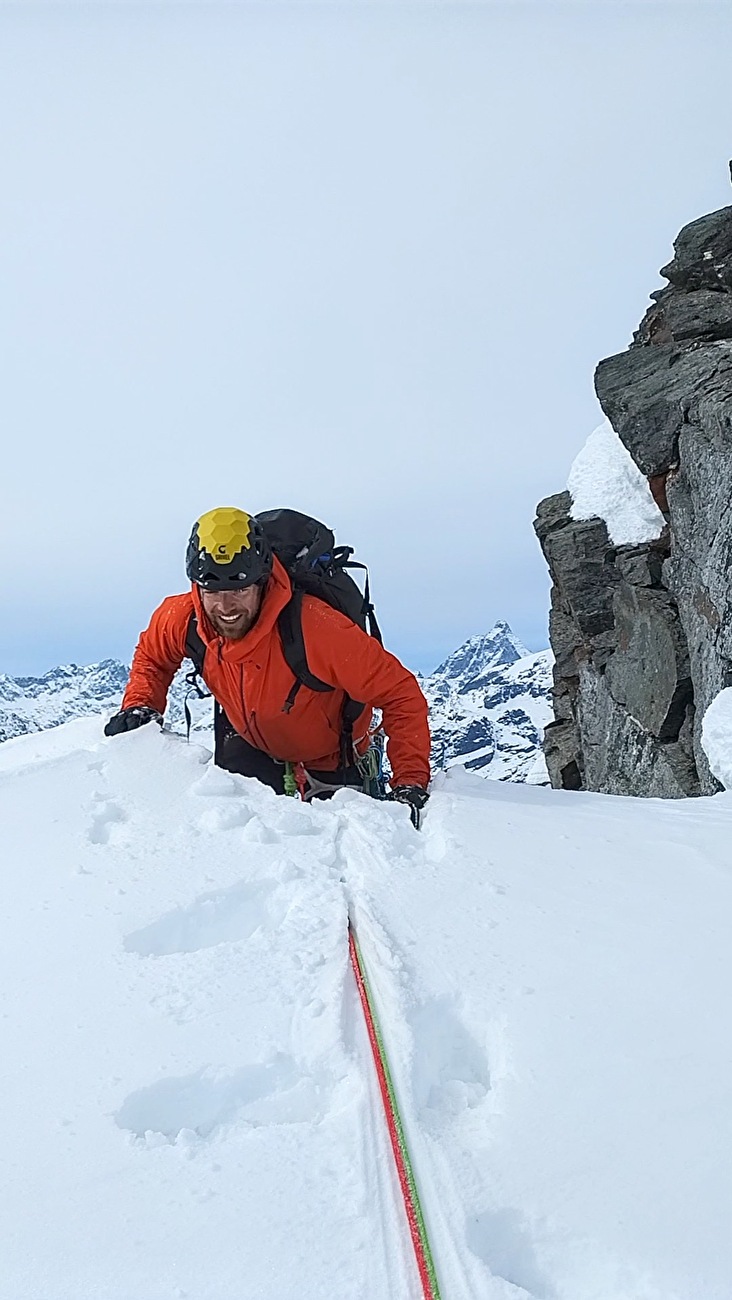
[2, 719, 731, 1298]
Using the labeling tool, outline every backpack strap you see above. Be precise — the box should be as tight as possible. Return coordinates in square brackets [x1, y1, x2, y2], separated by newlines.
[339, 696, 365, 768]
[278, 588, 334, 712]
[185, 610, 207, 677]
[277, 590, 365, 766]
[183, 611, 212, 740]
[339, 560, 383, 644]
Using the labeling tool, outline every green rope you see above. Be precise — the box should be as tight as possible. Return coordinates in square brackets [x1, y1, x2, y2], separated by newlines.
[357, 746, 380, 780]
[283, 761, 298, 797]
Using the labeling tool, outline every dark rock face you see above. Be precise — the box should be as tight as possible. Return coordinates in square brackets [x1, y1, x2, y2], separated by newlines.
[535, 495, 698, 798]
[536, 203, 732, 798]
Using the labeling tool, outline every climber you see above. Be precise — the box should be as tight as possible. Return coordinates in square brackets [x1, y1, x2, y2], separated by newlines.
[104, 507, 431, 827]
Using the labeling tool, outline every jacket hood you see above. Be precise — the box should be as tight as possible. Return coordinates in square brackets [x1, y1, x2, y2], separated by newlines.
[191, 554, 292, 661]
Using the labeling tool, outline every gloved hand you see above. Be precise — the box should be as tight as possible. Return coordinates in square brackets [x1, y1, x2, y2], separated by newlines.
[389, 784, 430, 830]
[104, 706, 164, 737]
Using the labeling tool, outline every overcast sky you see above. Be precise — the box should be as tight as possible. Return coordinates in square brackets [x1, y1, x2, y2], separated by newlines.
[1, 2, 731, 677]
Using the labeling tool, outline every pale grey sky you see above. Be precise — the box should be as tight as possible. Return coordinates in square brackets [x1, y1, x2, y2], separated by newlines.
[1, 2, 730, 675]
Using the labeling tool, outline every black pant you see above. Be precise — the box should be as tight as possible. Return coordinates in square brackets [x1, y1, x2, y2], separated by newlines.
[215, 716, 364, 799]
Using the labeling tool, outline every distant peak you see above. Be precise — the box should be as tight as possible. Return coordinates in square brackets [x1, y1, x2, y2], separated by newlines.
[430, 622, 530, 681]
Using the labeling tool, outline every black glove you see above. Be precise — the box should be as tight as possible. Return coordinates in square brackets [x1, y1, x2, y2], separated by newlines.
[104, 706, 164, 737]
[389, 784, 430, 830]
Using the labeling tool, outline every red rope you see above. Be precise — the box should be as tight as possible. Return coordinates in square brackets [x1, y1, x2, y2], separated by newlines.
[294, 761, 308, 800]
[348, 929, 435, 1300]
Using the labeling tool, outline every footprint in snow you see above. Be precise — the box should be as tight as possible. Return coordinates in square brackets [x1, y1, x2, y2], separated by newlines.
[197, 803, 254, 833]
[410, 994, 491, 1130]
[88, 799, 128, 845]
[240, 816, 280, 844]
[123, 878, 285, 956]
[271, 805, 323, 836]
[466, 1207, 557, 1300]
[115, 1054, 322, 1143]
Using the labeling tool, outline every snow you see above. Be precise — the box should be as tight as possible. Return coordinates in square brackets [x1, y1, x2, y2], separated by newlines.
[702, 686, 732, 788]
[0, 713, 105, 774]
[3, 716, 732, 1297]
[568, 418, 665, 545]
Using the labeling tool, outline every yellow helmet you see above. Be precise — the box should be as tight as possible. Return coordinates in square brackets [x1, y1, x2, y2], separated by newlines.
[185, 507, 273, 589]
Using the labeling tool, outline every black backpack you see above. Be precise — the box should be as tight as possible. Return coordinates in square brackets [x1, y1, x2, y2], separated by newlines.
[184, 509, 382, 766]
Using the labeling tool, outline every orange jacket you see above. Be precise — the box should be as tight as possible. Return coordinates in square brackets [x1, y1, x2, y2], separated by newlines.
[122, 556, 431, 788]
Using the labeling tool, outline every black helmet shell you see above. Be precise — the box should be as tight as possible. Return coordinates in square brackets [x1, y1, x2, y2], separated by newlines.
[186, 507, 273, 590]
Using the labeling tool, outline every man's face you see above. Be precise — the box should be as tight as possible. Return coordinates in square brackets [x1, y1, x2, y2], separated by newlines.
[200, 585, 263, 640]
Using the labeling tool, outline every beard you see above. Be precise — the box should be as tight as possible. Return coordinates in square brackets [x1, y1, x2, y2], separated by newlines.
[207, 606, 260, 640]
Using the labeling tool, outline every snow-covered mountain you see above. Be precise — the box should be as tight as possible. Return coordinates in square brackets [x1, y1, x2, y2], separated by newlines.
[0, 622, 552, 782]
[421, 621, 552, 782]
[0, 660, 210, 744]
[0, 661, 130, 742]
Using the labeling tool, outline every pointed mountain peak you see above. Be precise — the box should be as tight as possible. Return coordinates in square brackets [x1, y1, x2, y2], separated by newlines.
[430, 622, 530, 683]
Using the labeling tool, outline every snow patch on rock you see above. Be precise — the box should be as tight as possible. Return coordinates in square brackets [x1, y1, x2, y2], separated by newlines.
[568, 418, 665, 545]
[701, 687, 732, 788]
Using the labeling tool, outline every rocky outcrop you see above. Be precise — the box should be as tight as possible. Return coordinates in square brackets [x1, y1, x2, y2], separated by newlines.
[534, 495, 697, 797]
[536, 203, 732, 797]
